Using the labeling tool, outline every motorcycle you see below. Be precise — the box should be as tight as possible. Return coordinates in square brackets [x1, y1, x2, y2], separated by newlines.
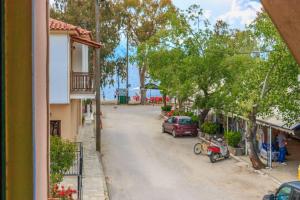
[207, 137, 230, 163]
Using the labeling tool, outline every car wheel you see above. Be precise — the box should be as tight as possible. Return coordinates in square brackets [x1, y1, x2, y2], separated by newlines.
[193, 132, 198, 137]
[172, 130, 177, 138]
[193, 143, 202, 155]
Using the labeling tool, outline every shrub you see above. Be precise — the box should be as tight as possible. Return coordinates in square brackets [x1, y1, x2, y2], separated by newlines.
[191, 115, 199, 123]
[224, 131, 242, 148]
[161, 105, 172, 112]
[200, 121, 218, 135]
[50, 136, 76, 185]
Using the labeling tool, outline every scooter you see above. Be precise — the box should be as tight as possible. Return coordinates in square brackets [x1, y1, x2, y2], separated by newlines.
[207, 137, 230, 163]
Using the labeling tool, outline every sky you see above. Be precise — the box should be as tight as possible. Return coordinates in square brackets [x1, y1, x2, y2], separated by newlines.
[172, 0, 262, 29]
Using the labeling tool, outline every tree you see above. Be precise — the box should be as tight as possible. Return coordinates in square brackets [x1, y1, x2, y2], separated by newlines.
[228, 12, 300, 169]
[120, 0, 176, 104]
[145, 5, 247, 124]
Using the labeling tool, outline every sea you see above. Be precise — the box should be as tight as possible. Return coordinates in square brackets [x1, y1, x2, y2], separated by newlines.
[102, 42, 161, 100]
[102, 64, 162, 100]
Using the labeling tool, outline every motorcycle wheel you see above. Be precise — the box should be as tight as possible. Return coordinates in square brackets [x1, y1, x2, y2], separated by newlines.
[224, 150, 230, 159]
[209, 153, 217, 163]
[193, 143, 202, 155]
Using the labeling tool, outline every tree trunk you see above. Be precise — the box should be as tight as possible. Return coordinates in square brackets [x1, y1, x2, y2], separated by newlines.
[178, 98, 184, 112]
[162, 93, 167, 107]
[199, 108, 210, 126]
[247, 105, 265, 170]
[139, 64, 147, 105]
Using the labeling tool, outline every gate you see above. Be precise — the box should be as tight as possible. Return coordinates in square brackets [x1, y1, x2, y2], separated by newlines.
[64, 142, 83, 200]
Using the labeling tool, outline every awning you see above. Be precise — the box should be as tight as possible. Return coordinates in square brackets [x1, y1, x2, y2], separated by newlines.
[257, 116, 295, 134]
[290, 123, 300, 130]
[145, 83, 159, 90]
[71, 36, 102, 48]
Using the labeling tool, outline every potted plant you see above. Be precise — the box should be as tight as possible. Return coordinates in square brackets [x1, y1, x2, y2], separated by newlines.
[200, 121, 218, 139]
[49, 184, 77, 200]
[49, 136, 76, 198]
[161, 105, 172, 116]
[224, 131, 244, 156]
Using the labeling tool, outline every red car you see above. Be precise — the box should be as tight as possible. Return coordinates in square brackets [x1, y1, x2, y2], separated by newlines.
[162, 116, 198, 137]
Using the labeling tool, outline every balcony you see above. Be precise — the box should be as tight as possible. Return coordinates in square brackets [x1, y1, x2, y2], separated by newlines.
[71, 72, 95, 94]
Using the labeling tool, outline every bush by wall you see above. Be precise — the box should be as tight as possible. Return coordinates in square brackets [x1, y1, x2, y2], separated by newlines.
[50, 136, 76, 185]
[224, 131, 242, 148]
[161, 105, 172, 112]
[201, 121, 218, 135]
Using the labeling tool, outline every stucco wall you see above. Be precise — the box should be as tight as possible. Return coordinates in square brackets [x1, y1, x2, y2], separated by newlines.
[49, 34, 70, 104]
[50, 99, 81, 141]
[33, 0, 49, 198]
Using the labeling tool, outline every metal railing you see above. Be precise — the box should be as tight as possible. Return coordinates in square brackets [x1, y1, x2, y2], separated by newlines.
[64, 142, 83, 200]
[71, 72, 94, 94]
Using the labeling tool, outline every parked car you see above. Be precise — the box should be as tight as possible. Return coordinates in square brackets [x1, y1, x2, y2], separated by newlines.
[263, 181, 300, 200]
[162, 116, 198, 137]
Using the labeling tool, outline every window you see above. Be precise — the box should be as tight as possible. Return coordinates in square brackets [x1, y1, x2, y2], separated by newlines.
[179, 118, 192, 125]
[167, 118, 173, 123]
[50, 120, 61, 136]
[277, 186, 292, 200]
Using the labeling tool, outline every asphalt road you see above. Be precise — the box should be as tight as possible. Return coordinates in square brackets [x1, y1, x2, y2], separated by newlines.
[101, 105, 278, 200]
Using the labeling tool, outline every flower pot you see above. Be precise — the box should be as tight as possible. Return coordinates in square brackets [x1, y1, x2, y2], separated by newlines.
[228, 146, 245, 156]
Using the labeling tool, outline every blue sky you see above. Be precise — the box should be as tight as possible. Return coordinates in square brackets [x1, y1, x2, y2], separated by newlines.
[172, 0, 262, 29]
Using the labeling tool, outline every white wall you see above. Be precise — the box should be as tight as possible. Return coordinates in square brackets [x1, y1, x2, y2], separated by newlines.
[82, 45, 89, 72]
[49, 34, 70, 104]
[72, 43, 89, 73]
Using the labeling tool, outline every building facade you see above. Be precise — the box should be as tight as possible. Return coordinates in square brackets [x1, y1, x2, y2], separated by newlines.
[49, 19, 100, 141]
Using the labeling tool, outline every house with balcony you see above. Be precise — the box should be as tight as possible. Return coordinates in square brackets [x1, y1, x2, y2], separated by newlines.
[49, 18, 101, 140]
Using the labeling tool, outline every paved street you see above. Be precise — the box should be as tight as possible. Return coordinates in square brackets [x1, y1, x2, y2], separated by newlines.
[102, 105, 278, 200]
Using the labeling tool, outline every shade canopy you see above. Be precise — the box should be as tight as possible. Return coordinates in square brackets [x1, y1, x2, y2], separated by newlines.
[145, 83, 159, 90]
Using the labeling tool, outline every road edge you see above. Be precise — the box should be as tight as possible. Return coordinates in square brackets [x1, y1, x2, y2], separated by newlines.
[97, 151, 110, 200]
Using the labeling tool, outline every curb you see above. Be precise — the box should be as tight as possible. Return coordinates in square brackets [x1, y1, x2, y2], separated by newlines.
[97, 152, 110, 200]
[229, 153, 282, 186]
[198, 136, 282, 186]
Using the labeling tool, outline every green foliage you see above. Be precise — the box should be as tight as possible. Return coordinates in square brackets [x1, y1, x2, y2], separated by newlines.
[161, 105, 172, 112]
[124, 0, 176, 102]
[200, 121, 218, 135]
[83, 99, 92, 105]
[50, 136, 76, 185]
[191, 115, 200, 123]
[171, 110, 199, 123]
[226, 12, 300, 125]
[224, 131, 242, 148]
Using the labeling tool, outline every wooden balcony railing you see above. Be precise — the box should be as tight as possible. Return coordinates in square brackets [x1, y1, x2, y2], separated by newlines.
[71, 72, 94, 94]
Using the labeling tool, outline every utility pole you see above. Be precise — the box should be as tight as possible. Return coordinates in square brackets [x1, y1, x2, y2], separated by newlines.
[126, 17, 129, 104]
[95, 0, 102, 152]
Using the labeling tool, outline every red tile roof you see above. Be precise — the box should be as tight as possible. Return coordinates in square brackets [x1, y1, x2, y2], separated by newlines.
[49, 18, 101, 48]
